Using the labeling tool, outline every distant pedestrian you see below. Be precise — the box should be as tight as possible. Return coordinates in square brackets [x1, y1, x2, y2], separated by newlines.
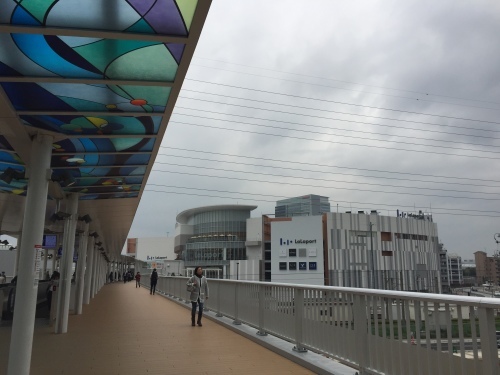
[0, 271, 6, 284]
[135, 272, 141, 288]
[150, 268, 158, 295]
[186, 266, 209, 327]
[109, 272, 113, 283]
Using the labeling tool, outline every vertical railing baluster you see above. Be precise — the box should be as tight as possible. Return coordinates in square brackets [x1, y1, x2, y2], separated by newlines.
[293, 287, 306, 352]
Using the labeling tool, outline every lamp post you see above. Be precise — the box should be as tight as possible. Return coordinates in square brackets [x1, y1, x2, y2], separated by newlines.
[236, 262, 239, 280]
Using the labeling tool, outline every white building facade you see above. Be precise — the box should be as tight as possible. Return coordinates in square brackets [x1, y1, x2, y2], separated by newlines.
[270, 216, 324, 286]
[325, 212, 441, 292]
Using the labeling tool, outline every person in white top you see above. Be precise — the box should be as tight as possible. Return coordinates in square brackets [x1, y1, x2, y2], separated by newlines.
[186, 266, 209, 326]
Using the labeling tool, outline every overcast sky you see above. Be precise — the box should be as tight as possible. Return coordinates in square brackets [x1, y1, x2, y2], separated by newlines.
[128, 0, 500, 260]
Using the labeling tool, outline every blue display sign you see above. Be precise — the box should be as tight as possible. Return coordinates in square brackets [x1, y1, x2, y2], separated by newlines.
[42, 234, 57, 248]
[309, 262, 317, 270]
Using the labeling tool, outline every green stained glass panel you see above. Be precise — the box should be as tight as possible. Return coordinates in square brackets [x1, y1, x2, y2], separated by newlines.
[176, 0, 198, 31]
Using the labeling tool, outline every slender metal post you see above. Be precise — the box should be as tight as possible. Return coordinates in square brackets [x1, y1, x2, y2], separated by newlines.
[7, 134, 53, 375]
[55, 193, 78, 334]
[74, 222, 89, 314]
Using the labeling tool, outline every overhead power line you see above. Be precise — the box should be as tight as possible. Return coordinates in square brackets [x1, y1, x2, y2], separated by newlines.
[161, 146, 500, 184]
[169, 120, 500, 160]
[156, 154, 500, 189]
[150, 169, 500, 201]
[179, 95, 500, 135]
[192, 56, 500, 108]
[185, 80, 500, 125]
[174, 109, 500, 146]
[144, 189, 500, 218]
[171, 114, 500, 153]
[146, 183, 500, 215]
[153, 162, 499, 196]
[189, 64, 500, 113]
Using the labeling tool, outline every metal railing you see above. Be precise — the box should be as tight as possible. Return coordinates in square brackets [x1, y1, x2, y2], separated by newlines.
[146, 276, 500, 375]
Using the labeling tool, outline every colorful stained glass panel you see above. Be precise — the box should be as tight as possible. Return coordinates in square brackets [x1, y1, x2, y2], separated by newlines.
[21, 115, 161, 136]
[0, 0, 198, 36]
[0, 34, 181, 81]
[0, 82, 170, 113]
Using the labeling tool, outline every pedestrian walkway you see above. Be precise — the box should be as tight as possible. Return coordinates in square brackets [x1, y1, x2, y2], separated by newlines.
[0, 282, 314, 375]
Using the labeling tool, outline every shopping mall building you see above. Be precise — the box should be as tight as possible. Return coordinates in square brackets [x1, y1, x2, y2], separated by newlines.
[168, 204, 441, 292]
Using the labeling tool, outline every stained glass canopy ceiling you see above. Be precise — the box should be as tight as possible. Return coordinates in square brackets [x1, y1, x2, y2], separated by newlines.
[0, 0, 212, 256]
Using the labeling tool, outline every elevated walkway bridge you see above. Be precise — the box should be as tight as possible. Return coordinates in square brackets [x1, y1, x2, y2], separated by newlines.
[2, 276, 499, 375]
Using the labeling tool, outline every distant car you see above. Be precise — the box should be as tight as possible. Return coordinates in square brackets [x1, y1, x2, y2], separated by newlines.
[494, 291, 500, 297]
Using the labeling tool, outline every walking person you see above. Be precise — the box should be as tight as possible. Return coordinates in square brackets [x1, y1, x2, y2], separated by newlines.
[150, 268, 158, 295]
[186, 266, 209, 327]
[135, 272, 141, 288]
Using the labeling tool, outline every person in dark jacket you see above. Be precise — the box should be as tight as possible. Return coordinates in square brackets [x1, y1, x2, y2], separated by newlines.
[150, 268, 158, 295]
[186, 266, 209, 326]
[135, 272, 141, 288]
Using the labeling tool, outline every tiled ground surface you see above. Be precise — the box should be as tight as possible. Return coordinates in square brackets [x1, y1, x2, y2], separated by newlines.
[0, 282, 314, 375]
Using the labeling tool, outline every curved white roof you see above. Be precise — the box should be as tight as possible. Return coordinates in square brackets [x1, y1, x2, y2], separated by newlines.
[176, 204, 258, 224]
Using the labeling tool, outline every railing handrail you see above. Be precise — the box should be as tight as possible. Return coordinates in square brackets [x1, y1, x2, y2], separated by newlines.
[159, 275, 500, 309]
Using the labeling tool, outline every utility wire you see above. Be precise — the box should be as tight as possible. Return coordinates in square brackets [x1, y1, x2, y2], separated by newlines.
[145, 183, 500, 215]
[155, 154, 500, 189]
[173, 109, 500, 146]
[171, 115, 500, 154]
[150, 169, 500, 201]
[178, 95, 499, 135]
[185, 79, 500, 125]
[188, 64, 500, 112]
[192, 56, 500, 107]
[161, 146, 500, 184]
[153, 162, 498, 195]
[169, 120, 500, 160]
[144, 189, 500, 218]
[175, 106, 498, 141]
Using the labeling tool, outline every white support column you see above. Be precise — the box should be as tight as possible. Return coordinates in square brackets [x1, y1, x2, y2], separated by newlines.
[96, 256, 100, 291]
[13, 234, 22, 276]
[7, 134, 53, 375]
[55, 193, 78, 334]
[83, 236, 95, 305]
[74, 222, 89, 314]
[90, 246, 98, 299]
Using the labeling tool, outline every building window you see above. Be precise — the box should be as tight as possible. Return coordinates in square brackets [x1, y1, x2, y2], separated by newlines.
[381, 232, 392, 241]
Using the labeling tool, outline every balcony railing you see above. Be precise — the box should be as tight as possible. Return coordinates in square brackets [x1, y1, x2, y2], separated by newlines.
[146, 276, 500, 375]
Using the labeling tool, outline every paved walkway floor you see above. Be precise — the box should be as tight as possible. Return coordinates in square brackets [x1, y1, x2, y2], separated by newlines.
[0, 282, 314, 375]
